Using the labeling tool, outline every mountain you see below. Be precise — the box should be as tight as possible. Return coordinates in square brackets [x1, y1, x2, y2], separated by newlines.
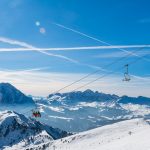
[0, 86, 150, 149]
[34, 90, 150, 132]
[4, 118, 150, 150]
[119, 95, 150, 105]
[48, 89, 119, 104]
[47, 118, 150, 150]
[0, 84, 150, 133]
[0, 111, 70, 150]
[48, 89, 150, 105]
[0, 83, 34, 104]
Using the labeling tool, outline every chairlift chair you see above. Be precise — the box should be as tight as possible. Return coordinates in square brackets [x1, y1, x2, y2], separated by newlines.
[32, 108, 41, 118]
[123, 64, 131, 82]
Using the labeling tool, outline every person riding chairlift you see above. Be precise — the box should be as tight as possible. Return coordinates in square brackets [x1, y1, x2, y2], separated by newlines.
[32, 111, 41, 118]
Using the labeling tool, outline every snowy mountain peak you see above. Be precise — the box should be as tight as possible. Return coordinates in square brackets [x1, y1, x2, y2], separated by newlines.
[0, 110, 53, 149]
[0, 111, 70, 149]
[0, 83, 34, 104]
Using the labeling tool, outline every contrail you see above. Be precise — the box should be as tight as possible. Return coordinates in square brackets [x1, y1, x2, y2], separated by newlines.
[0, 36, 150, 64]
[0, 37, 149, 73]
[0, 36, 150, 51]
[0, 45, 149, 51]
[0, 37, 35, 49]
[0, 37, 104, 70]
[0, 36, 78, 63]
[53, 23, 150, 61]
[53, 23, 109, 45]
[37, 50, 78, 63]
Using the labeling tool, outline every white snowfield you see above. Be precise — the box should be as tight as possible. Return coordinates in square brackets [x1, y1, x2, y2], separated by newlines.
[48, 119, 150, 150]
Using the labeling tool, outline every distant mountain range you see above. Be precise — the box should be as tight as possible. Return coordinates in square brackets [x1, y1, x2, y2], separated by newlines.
[42, 89, 150, 132]
[0, 83, 150, 132]
[119, 96, 150, 105]
[48, 89, 119, 103]
[48, 89, 150, 105]
[0, 83, 149, 105]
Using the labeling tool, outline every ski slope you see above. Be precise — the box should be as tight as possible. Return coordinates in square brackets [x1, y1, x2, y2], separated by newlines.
[49, 119, 150, 150]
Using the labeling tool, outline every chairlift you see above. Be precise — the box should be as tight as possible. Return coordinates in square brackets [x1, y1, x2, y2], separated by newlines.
[123, 64, 131, 82]
[32, 108, 41, 118]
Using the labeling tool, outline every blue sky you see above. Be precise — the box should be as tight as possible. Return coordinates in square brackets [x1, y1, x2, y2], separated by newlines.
[0, 0, 149, 97]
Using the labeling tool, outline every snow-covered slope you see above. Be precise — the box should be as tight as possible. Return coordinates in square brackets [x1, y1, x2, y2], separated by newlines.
[48, 119, 150, 150]
[0, 83, 34, 104]
[0, 111, 53, 149]
[0, 111, 69, 150]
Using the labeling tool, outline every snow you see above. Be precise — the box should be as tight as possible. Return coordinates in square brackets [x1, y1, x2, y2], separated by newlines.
[0, 111, 53, 149]
[0, 111, 70, 150]
[48, 119, 150, 150]
[77, 102, 98, 107]
[38, 103, 64, 112]
[1, 98, 150, 133]
[4, 131, 51, 150]
[47, 115, 73, 121]
[1, 111, 150, 150]
[1, 85, 150, 149]
[1, 87, 149, 133]
[120, 103, 150, 116]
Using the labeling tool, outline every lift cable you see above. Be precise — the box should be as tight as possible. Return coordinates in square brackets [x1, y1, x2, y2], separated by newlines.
[51, 46, 147, 94]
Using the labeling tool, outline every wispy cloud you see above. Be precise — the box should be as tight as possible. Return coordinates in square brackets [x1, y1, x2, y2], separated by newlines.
[131, 74, 150, 81]
[0, 67, 50, 80]
[0, 70, 149, 97]
[1, 66, 49, 74]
